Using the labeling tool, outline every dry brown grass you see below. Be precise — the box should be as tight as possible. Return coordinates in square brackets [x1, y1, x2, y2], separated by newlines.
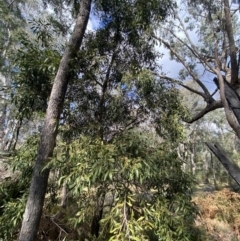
[194, 188, 240, 241]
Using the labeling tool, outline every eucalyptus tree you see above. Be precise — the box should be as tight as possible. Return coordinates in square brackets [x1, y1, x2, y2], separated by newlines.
[18, 1, 92, 240]
[154, 0, 240, 185]
[15, 0, 178, 240]
[179, 83, 237, 186]
[0, 0, 27, 151]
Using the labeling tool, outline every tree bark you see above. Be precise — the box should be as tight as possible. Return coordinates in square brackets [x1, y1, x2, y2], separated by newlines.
[206, 142, 240, 187]
[18, 1, 92, 240]
[210, 152, 218, 189]
[222, 80, 240, 125]
[223, 0, 238, 86]
[213, 77, 240, 138]
[60, 183, 68, 208]
[91, 190, 106, 237]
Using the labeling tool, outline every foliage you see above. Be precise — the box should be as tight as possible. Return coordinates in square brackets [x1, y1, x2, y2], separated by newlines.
[12, 20, 61, 119]
[0, 0, 25, 71]
[62, 15, 188, 141]
[0, 0, 204, 240]
[0, 194, 27, 241]
[0, 134, 38, 240]
[155, 0, 240, 122]
[45, 130, 198, 240]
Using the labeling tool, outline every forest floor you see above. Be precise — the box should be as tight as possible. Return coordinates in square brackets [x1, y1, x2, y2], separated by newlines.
[193, 186, 240, 241]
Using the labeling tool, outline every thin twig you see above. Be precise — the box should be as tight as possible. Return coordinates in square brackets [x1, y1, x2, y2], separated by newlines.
[8, 0, 16, 8]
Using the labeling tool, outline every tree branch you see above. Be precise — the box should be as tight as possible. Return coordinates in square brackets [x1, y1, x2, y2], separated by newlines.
[158, 75, 207, 99]
[187, 100, 223, 123]
[154, 35, 213, 103]
[175, 14, 202, 60]
[214, 31, 240, 138]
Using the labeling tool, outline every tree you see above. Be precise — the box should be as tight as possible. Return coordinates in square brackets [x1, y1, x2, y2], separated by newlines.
[180, 85, 240, 188]
[0, 0, 27, 151]
[18, 1, 92, 240]
[0, 0, 63, 151]
[17, 0, 179, 239]
[55, 1, 186, 238]
[154, 0, 240, 185]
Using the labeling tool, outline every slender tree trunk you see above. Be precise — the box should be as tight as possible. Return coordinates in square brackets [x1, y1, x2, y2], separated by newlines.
[60, 183, 68, 208]
[91, 190, 106, 237]
[0, 103, 7, 144]
[3, 119, 18, 150]
[189, 144, 196, 175]
[6, 118, 22, 151]
[18, 1, 92, 240]
[206, 142, 240, 187]
[210, 152, 218, 189]
[203, 151, 210, 184]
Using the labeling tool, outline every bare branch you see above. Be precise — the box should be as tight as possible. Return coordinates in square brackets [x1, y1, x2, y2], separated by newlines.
[175, 14, 202, 60]
[187, 100, 223, 123]
[158, 75, 207, 99]
[174, 12, 221, 75]
[211, 88, 218, 97]
[162, 27, 200, 60]
[8, 0, 16, 8]
[93, 78, 103, 87]
[154, 35, 213, 102]
[231, 8, 240, 17]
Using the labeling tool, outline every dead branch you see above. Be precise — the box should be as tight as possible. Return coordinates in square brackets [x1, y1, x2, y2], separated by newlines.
[206, 142, 240, 186]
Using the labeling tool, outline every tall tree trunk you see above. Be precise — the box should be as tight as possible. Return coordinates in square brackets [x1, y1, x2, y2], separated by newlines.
[206, 142, 240, 186]
[91, 190, 106, 237]
[18, 1, 92, 240]
[223, 0, 238, 87]
[6, 118, 22, 151]
[189, 143, 196, 175]
[210, 152, 218, 189]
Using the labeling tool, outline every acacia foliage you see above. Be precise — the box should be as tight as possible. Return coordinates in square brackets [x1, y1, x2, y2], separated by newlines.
[46, 130, 197, 241]
[0, 128, 199, 241]
[0, 135, 38, 240]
